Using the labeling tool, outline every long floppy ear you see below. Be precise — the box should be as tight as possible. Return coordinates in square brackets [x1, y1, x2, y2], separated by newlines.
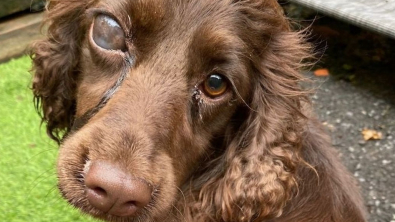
[31, 1, 92, 142]
[187, 1, 313, 221]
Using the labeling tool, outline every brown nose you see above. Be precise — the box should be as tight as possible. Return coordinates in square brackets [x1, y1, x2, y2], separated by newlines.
[84, 161, 152, 217]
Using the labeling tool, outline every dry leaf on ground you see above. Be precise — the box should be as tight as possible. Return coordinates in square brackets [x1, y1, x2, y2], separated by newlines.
[362, 129, 383, 141]
[314, 68, 330, 77]
[322, 121, 335, 131]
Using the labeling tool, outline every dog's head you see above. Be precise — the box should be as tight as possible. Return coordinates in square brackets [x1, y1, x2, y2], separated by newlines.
[32, 0, 311, 221]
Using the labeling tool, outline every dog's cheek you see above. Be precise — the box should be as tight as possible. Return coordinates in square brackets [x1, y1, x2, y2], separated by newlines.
[148, 152, 180, 215]
[57, 133, 90, 206]
[201, 103, 240, 136]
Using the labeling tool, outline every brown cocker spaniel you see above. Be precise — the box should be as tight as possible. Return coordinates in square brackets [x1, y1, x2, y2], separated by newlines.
[31, 0, 367, 221]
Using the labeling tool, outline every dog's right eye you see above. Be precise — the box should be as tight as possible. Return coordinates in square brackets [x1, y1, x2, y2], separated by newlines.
[92, 14, 127, 51]
[202, 74, 229, 98]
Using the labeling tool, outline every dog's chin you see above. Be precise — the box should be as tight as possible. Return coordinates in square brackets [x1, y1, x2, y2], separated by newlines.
[82, 208, 152, 222]
[77, 203, 153, 222]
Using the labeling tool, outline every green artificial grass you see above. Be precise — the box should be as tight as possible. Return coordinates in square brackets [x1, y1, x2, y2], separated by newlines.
[0, 56, 98, 222]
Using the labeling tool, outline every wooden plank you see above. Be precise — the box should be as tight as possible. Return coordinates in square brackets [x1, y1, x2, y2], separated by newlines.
[0, 12, 44, 63]
[0, 0, 44, 18]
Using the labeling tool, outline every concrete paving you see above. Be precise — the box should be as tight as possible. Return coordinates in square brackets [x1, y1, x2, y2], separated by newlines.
[306, 72, 395, 222]
[289, 0, 395, 39]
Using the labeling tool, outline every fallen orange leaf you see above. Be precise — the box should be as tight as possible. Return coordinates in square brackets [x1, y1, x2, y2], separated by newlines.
[362, 129, 383, 141]
[314, 68, 330, 77]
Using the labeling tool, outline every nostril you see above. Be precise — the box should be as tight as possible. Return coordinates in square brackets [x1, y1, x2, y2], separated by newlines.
[86, 186, 112, 212]
[126, 201, 137, 206]
[123, 201, 138, 212]
[91, 187, 107, 197]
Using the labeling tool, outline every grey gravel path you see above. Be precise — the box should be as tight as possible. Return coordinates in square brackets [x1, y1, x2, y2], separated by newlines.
[306, 73, 395, 222]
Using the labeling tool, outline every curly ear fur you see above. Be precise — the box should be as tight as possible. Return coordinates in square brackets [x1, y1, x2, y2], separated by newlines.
[184, 1, 313, 221]
[31, 0, 93, 142]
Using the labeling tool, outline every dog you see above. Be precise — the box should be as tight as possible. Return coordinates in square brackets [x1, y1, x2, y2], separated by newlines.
[31, 0, 367, 221]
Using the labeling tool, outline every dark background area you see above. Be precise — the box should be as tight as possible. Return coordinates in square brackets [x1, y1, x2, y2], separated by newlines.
[282, 3, 395, 222]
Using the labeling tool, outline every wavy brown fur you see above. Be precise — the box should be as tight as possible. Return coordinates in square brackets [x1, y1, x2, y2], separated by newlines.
[31, 0, 367, 221]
